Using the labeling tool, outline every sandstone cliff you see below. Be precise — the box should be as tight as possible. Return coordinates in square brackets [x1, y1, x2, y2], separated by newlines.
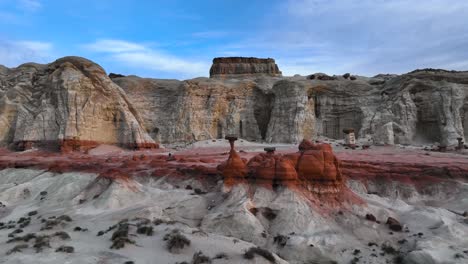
[0, 56, 157, 151]
[117, 68, 468, 147]
[209, 57, 282, 78]
[2, 56, 467, 149]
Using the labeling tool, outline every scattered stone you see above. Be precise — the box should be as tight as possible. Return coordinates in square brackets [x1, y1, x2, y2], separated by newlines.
[365, 214, 377, 222]
[28, 210, 38, 216]
[56, 245, 74, 253]
[386, 217, 403, 232]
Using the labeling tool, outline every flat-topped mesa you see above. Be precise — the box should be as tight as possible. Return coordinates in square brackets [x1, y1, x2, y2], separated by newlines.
[209, 57, 282, 78]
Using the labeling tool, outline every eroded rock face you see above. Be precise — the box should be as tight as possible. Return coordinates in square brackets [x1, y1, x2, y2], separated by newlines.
[246, 152, 299, 187]
[209, 57, 282, 78]
[0, 57, 157, 151]
[116, 68, 468, 147]
[3, 56, 467, 148]
[221, 140, 344, 194]
[218, 149, 248, 187]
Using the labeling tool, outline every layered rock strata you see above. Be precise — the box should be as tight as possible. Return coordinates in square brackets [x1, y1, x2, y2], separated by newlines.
[219, 139, 344, 195]
[209, 57, 282, 78]
[2, 56, 468, 148]
[117, 68, 468, 147]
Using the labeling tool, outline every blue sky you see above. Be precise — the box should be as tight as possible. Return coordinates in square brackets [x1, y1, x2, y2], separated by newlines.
[1, 0, 468, 79]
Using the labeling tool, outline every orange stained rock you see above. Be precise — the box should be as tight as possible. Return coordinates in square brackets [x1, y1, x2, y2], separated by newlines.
[294, 140, 342, 182]
[219, 148, 248, 186]
[247, 152, 299, 185]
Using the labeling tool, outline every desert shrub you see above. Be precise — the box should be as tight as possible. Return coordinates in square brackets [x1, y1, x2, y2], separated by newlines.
[350, 76, 357, 80]
[191, 251, 211, 264]
[381, 243, 398, 254]
[164, 230, 191, 253]
[273, 234, 288, 247]
[33, 235, 51, 252]
[243, 247, 276, 263]
[343, 73, 350, 79]
[213, 252, 228, 259]
[137, 225, 153, 236]
[6, 244, 28, 255]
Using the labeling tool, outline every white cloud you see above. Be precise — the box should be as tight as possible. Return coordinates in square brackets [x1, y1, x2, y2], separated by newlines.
[191, 31, 228, 39]
[216, 0, 468, 76]
[83, 39, 209, 78]
[83, 39, 209, 77]
[0, 40, 53, 67]
[83, 39, 146, 53]
[18, 0, 42, 11]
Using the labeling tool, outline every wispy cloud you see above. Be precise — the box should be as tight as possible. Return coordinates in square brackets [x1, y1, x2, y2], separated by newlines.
[0, 40, 53, 67]
[191, 31, 229, 39]
[83, 39, 209, 78]
[218, 0, 468, 76]
[18, 0, 42, 11]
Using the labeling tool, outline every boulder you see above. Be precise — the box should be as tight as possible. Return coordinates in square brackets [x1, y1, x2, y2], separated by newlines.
[386, 217, 403, 232]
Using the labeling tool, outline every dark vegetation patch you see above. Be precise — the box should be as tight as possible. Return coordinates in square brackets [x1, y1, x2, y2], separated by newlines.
[243, 247, 276, 263]
[164, 230, 191, 253]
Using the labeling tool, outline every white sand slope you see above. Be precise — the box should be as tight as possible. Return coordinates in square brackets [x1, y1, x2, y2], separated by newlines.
[0, 168, 467, 264]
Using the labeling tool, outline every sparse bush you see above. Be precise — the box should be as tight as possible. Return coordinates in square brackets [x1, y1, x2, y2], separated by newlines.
[350, 76, 357, 80]
[243, 247, 276, 263]
[273, 234, 288, 247]
[57, 215, 72, 222]
[6, 244, 28, 255]
[343, 73, 351, 79]
[153, 218, 165, 225]
[213, 252, 228, 259]
[54, 231, 71, 240]
[137, 225, 153, 236]
[33, 235, 51, 252]
[165, 230, 191, 253]
[191, 251, 211, 264]
[381, 243, 398, 254]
